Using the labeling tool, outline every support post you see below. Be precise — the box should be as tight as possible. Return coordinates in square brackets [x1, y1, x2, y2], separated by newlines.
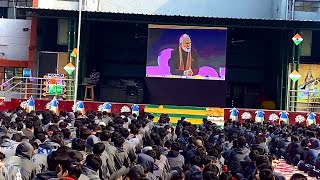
[67, 19, 72, 100]
[73, 0, 82, 112]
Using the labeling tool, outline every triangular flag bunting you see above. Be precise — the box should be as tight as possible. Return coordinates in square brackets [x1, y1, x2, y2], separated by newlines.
[71, 48, 78, 57]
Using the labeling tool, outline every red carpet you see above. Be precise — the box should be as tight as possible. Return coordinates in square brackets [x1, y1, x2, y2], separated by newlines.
[274, 159, 316, 179]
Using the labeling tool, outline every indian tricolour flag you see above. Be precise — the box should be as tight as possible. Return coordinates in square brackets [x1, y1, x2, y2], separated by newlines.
[292, 33, 303, 45]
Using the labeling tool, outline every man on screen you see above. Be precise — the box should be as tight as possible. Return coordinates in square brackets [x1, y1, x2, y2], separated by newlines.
[169, 34, 199, 76]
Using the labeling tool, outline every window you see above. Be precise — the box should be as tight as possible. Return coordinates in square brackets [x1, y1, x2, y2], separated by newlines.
[5, 67, 14, 80]
[295, 1, 320, 12]
[0, 66, 26, 84]
[15, 68, 23, 77]
[0, 7, 8, 18]
[0, 67, 4, 81]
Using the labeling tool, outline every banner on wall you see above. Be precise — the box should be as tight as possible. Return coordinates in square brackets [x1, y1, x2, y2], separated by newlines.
[42, 74, 67, 98]
[297, 64, 320, 103]
[144, 104, 224, 128]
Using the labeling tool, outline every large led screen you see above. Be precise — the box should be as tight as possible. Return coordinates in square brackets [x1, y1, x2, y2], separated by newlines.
[146, 25, 227, 80]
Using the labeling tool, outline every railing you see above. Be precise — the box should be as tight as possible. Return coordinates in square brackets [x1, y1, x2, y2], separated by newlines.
[288, 89, 320, 112]
[0, 76, 75, 100]
[295, 0, 320, 12]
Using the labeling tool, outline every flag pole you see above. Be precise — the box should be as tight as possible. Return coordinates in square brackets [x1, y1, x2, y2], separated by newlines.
[73, 0, 82, 112]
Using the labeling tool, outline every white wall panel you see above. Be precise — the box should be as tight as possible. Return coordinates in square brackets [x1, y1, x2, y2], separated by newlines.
[98, 0, 276, 19]
[0, 19, 31, 61]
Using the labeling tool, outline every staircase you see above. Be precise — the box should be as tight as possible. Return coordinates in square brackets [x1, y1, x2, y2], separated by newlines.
[0, 76, 75, 102]
[288, 89, 320, 113]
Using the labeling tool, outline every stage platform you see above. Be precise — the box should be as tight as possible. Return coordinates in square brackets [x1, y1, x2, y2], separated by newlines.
[0, 98, 319, 126]
[0, 98, 145, 116]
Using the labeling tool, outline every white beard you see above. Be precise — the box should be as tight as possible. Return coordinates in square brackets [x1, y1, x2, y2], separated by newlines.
[181, 45, 191, 53]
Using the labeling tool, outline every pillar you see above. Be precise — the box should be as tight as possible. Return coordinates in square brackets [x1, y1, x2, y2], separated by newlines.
[28, 13, 38, 72]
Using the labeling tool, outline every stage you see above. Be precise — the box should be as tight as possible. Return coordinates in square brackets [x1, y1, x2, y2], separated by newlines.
[0, 98, 146, 116]
[1, 98, 320, 127]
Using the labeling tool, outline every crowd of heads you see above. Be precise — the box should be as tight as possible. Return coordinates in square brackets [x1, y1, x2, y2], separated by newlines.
[0, 107, 314, 180]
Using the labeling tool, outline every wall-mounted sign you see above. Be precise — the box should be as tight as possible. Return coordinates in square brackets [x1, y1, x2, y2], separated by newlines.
[23, 68, 31, 77]
[42, 74, 66, 98]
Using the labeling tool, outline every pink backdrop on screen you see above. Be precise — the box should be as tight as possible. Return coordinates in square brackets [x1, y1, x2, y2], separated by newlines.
[146, 48, 225, 78]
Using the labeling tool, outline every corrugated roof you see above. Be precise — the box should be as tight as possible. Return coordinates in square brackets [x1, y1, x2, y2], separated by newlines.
[16, 6, 320, 23]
